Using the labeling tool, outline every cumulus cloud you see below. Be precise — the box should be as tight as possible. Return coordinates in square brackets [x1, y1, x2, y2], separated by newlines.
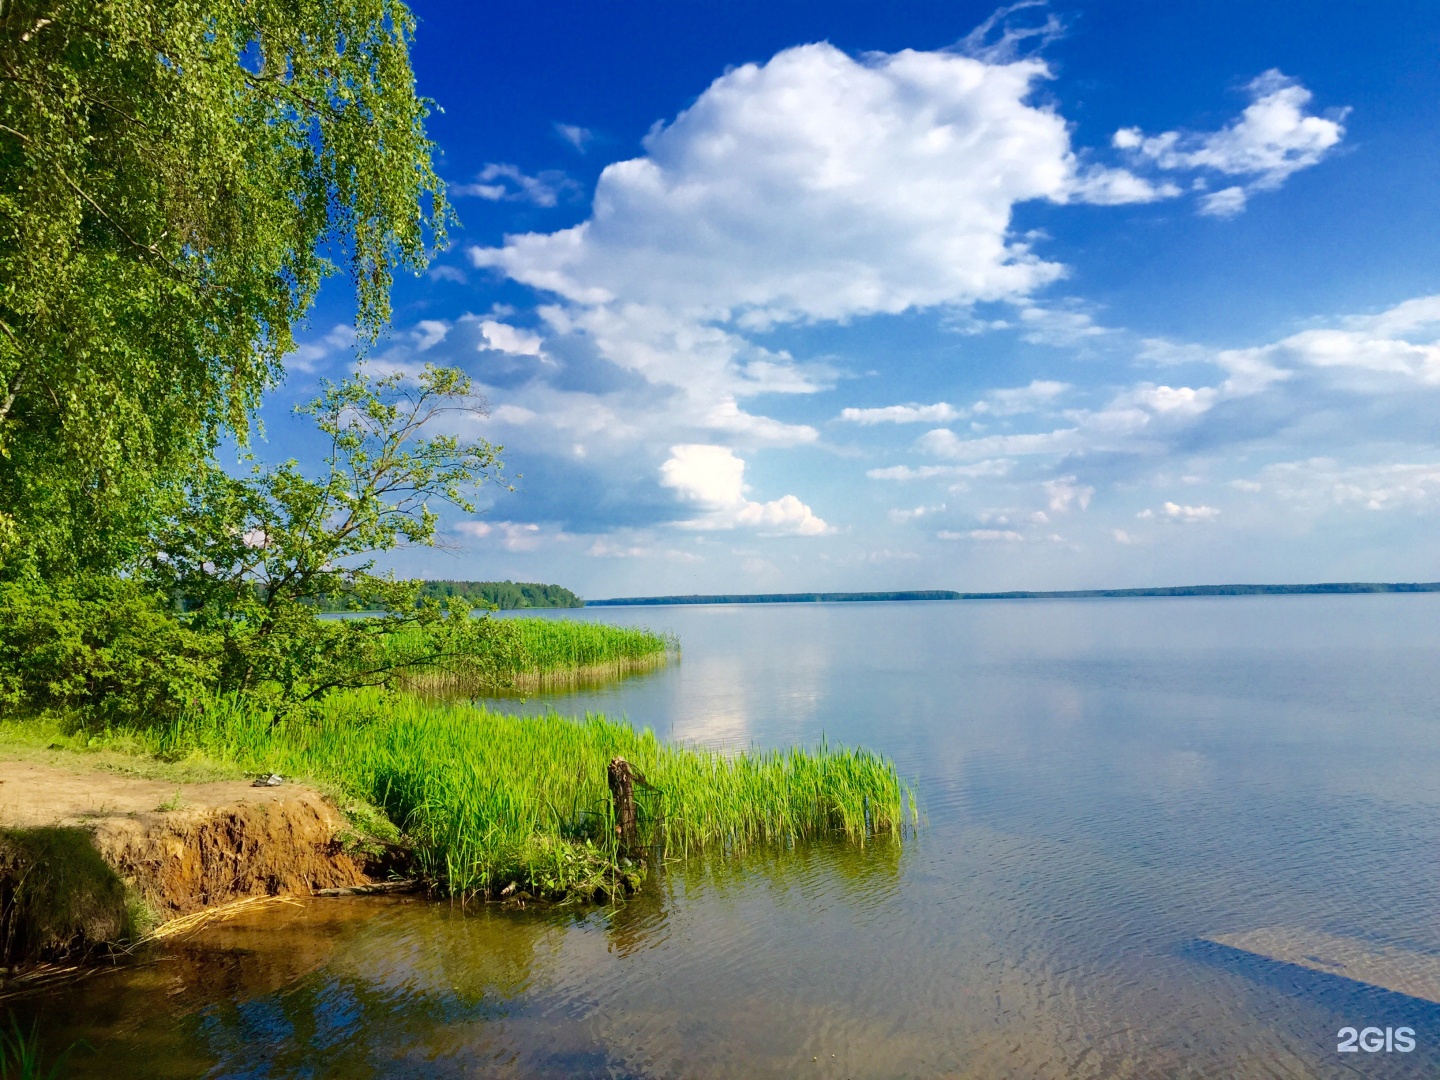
[478, 320, 546, 357]
[1114, 70, 1348, 216]
[659, 444, 829, 535]
[473, 43, 1168, 327]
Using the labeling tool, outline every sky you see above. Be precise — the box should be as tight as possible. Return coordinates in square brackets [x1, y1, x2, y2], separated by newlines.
[267, 0, 1440, 597]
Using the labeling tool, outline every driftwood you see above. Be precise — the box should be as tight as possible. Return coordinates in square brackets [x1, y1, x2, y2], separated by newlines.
[607, 757, 643, 857]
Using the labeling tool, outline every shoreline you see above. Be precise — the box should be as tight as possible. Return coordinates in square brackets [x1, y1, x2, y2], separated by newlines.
[0, 759, 399, 971]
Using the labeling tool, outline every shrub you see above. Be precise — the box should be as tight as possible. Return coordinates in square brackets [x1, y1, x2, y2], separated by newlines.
[0, 577, 218, 726]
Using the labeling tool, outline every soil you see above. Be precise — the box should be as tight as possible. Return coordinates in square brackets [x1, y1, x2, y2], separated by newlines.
[0, 760, 377, 964]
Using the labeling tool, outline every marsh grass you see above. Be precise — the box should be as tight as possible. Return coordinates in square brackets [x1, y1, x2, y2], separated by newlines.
[151, 690, 914, 902]
[385, 617, 677, 695]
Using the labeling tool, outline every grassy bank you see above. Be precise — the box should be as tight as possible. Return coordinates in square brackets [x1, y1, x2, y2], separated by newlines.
[387, 617, 677, 695]
[0, 689, 914, 905]
[145, 690, 912, 900]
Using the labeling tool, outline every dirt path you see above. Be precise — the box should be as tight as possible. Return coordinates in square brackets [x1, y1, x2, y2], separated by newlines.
[0, 759, 307, 827]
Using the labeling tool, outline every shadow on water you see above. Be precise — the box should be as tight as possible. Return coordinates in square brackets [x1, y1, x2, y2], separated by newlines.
[1183, 936, 1440, 1031]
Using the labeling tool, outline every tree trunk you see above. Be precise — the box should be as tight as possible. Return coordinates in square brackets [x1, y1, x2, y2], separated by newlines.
[607, 757, 640, 856]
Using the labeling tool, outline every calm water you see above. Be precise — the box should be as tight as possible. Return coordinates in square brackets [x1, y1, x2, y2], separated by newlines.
[16, 596, 1440, 1077]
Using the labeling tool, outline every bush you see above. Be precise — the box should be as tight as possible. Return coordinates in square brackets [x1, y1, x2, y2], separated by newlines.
[0, 577, 218, 726]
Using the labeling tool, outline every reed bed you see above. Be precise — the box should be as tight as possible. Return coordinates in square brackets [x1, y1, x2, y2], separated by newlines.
[384, 617, 676, 695]
[154, 690, 914, 901]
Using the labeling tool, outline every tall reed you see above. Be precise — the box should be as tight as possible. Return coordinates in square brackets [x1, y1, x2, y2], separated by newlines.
[154, 690, 914, 901]
[384, 618, 676, 694]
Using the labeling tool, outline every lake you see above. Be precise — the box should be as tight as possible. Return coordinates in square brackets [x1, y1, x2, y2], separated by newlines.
[15, 595, 1440, 1077]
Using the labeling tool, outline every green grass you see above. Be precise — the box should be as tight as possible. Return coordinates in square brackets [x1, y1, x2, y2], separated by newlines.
[143, 689, 914, 901]
[387, 617, 677, 694]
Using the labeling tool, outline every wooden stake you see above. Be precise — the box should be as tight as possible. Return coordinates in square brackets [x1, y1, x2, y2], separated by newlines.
[607, 757, 639, 856]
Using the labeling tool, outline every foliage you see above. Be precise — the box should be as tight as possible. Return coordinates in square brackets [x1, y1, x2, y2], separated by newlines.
[0, 576, 216, 724]
[0, 0, 449, 576]
[152, 690, 915, 900]
[147, 364, 509, 702]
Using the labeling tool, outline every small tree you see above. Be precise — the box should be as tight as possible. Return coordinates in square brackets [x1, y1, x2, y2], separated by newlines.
[149, 364, 521, 702]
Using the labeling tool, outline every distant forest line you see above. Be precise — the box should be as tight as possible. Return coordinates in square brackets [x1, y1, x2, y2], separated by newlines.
[588, 583, 1440, 607]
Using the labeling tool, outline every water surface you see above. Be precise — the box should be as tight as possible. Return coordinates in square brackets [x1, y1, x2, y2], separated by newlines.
[16, 596, 1440, 1077]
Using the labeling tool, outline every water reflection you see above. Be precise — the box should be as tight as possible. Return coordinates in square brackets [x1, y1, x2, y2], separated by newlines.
[13, 596, 1440, 1077]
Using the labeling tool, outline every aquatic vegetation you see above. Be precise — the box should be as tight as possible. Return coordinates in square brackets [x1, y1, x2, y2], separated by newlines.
[384, 617, 677, 694]
[154, 690, 914, 901]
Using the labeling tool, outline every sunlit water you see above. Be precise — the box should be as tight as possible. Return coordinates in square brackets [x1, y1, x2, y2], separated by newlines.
[14, 596, 1440, 1077]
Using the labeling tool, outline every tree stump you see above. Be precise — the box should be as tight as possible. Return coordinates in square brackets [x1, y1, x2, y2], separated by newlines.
[607, 757, 640, 856]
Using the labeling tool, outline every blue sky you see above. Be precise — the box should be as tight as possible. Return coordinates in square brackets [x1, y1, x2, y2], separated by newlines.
[270, 0, 1440, 596]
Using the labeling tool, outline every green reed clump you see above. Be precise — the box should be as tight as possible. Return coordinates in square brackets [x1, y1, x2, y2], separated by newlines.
[151, 689, 913, 901]
[383, 617, 676, 694]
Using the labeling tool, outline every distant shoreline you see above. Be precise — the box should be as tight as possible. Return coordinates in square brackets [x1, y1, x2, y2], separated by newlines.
[586, 582, 1440, 607]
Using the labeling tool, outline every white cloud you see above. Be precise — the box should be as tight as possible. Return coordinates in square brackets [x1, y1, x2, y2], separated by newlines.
[866, 461, 1014, 481]
[427, 264, 468, 284]
[839, 402, 961, 425]
[1259, 459, 1440, 512]
[478, 320, 545, 357]
[972, 379, 1070, 415]
[939, 528, 1025, 542]
[1198, 186, 1249, 218]
[1043, 476, 1093, 513]
[889, 503, 944, 522]
[1015, 307, 1109, 346]
[555, 123, 594, 152]
[659, 445, 829, 535]
[455, 520, 545, 551]
[918, 427, 1081, 461]
[288, 323, 354, 373]
[587, 538, 701, 561]
[411, 320, 449, 351]
[1146, 506, 1215, 527]
[1112, 528, 1141, 545]
[453, 163, 579, 207]
[472, 41, 1167, 327]
[1114, 70, 1347, 215]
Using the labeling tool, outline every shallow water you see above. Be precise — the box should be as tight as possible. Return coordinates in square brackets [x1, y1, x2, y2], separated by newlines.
[14, 596, 1440, 1077]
